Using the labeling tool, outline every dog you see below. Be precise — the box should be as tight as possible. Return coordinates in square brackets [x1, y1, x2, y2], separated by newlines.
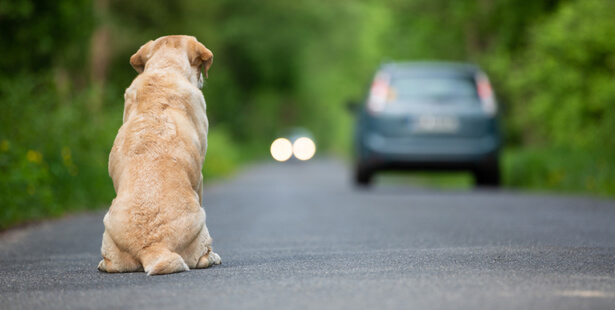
[98, 35, 221, 275]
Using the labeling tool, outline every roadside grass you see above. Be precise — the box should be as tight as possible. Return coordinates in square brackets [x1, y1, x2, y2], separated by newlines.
[503, 148, 615, 197]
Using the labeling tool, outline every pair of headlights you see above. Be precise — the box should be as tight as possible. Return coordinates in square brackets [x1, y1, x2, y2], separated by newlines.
[270, 137, 316, 162]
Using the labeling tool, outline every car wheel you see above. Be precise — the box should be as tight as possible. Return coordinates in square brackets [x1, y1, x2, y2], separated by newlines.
[473, 155, 501, 187]
[355, 163, 374, 187]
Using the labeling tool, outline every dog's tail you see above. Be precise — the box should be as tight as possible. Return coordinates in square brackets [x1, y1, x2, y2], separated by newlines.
[141, 245, 189, 276]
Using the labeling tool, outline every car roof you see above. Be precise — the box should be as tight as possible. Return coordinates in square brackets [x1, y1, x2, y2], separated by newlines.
[379, 61, 481, 78]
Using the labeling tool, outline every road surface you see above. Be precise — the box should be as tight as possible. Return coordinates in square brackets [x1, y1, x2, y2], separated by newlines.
[1, 159, 614, 309]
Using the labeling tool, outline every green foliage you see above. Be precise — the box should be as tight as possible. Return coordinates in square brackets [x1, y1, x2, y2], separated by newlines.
[0, 0, 93, 73]
[503, 148, 615, 197]
[490, 0, 615, 197]
[202, 129, 242, 180]
[505, 0, 615, 150]
[0, 74, 118, 229]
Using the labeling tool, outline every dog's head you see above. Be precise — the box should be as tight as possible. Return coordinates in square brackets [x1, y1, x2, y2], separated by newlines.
[130, 35, 213, 89]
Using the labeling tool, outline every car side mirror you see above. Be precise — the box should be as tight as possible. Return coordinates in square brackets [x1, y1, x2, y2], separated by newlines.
[346, 100, 361, 113]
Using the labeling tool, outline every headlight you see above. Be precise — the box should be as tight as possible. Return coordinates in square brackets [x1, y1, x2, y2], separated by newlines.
[270, 138, 293, 162]
[292, 137, 316, 161]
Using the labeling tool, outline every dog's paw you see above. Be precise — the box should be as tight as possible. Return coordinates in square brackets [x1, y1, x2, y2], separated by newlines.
[196, 251, 221, 268]
[97, 259, 107, 272]
[210, 252, 221, 265]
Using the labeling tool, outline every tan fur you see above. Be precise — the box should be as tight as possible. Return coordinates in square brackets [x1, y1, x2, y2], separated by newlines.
[98, 35, 220, 276]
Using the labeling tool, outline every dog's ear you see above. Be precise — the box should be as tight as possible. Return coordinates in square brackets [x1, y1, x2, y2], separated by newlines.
[188, 39, 213, 78]
[129, 40, 154, 74]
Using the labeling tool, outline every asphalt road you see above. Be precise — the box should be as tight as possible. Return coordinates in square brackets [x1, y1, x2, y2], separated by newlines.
[1, 159, 615, 309]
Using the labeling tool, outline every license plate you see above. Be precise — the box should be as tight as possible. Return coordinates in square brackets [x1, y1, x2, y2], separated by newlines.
[411, 115, 459, 133]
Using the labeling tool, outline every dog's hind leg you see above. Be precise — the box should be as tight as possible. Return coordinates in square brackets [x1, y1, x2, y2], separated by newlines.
[185, 223, 221, 269]
[140, 245, 189, 276]
[98, 231, 142, 273]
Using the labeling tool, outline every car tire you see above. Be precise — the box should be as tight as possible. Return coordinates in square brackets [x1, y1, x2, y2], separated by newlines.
[355, 163, 374, 187]
[473, 155, 501, 187]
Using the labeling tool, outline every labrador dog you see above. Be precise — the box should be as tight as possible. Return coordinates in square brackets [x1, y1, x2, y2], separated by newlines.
[98, 35, 221, 275]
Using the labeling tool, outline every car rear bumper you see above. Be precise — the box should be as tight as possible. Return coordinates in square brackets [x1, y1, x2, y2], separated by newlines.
[359, 132, 500, 170]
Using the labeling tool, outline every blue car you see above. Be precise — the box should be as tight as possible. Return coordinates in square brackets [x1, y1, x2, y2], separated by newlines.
[352, 62, 502, 187]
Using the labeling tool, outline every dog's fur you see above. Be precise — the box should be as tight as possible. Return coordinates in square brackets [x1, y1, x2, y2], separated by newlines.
[98, 35, 220, 275]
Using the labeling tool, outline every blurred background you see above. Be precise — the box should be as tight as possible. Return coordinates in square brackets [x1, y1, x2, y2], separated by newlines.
[1, 0, 614, 229]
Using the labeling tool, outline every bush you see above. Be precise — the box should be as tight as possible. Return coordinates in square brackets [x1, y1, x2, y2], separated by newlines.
[505, 0, 615, 150]
[488, 0, 615, 197]
[0, 73, 119, 229]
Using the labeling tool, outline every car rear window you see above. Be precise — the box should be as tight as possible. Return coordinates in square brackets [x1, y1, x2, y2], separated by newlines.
[388, 76, 478, 101]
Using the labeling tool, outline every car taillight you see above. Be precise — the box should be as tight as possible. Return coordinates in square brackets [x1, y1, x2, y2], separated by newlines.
[367, 72, 390, 115]
[475, 72, 497, 117]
